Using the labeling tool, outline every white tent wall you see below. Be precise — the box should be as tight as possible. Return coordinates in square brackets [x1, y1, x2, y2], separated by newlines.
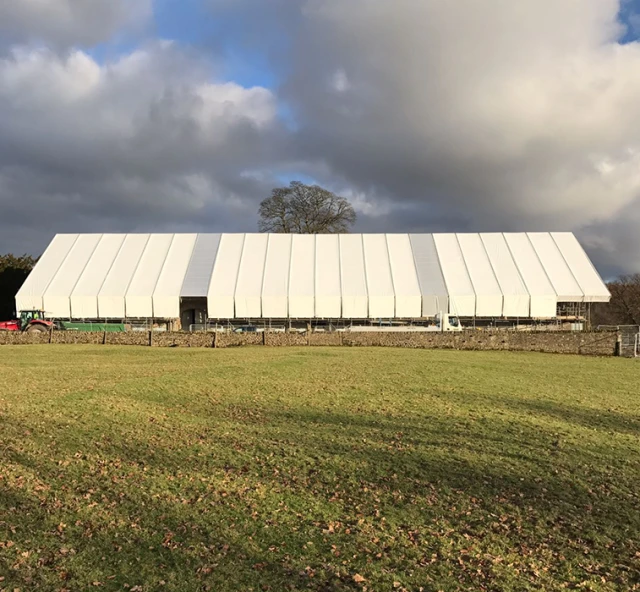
[480, 233, 531, 318]
[409, 234, 449, 317]
[434, 234, 476, 316]
[503, 234, 557, 318]
[363, 234, 395, 318]
[386, 234, 422, 318]
[43, 234, 102, 318]
[16, 232, 609, 323]
[125, 235, 174, 318]
[234, 234, 269, 318]
[289, 235, 316, 318]
[456, 234, 503, 317]
[181, 234, 221, 298]
[340, 234, 369, 319]
[207, 234, 245, 318]
[262, 234, 292, 318]
[152, 234, 197, 319]
[551, 233, 610, 303]
[315, 235, 342, 318]
[70, 234, 126, 319]
[528, 233, 584, 302]
[16, 234, 78, 313]
[98, 234, 151, 318]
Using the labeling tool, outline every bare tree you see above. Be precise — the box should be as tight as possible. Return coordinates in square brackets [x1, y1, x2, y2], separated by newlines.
[608, 274, 640, 325]
[258, 182, 356, 234]
[592, 273, 640, 327]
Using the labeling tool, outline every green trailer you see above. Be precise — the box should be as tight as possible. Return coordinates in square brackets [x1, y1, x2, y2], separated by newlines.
[60, 322, 126, 332]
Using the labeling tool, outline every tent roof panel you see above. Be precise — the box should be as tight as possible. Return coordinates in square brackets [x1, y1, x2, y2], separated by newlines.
[16, 234, 79, 312]
[551, 233, 610, 303]
[479, 233, 530, 317]
[153, 234, 197, 318]
[207, 234, 245, 318]
[43, 234, 102, 317]
[503, 233, 556, 318]
[70, 234, 126, 319]
[126, 234, 174, 318]
[503, 233, 556, 296]
[340, 234, 368, 318]
[434, 234, 476, 316]
[457, 234, 502, 317]
[235, 234, 269, 318]
[528, 233, 584, 301]
[409, 234, 449, 317]
[315, 234, 342, 318]
[262, 234, 292, 318]
[289, 234, 315, 318]
[386, 234, 421, 318]
[98, 234, 150, 318]
[363, 234, 395, 318]
[181, 234, 221, 298]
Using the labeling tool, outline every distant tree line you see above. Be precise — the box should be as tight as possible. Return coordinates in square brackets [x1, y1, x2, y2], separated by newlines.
[592, 274, 640, 327]
[0, 254, 37, 320]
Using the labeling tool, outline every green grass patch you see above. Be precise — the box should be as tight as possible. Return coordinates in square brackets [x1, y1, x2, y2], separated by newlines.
[0, 346, 638, 591]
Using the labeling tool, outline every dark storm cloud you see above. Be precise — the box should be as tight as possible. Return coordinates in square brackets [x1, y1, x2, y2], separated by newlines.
[207, 0, 640, 274]
[1, 0, 640, 278]
[0, 0, 151, 50]
[0, 43, 291, 254]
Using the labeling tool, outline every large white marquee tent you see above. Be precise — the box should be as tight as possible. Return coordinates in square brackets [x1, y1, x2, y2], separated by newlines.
[16, 232, 610, 320]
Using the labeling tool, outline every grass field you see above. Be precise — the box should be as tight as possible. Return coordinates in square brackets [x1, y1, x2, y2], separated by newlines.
[0, 346, 638, 592]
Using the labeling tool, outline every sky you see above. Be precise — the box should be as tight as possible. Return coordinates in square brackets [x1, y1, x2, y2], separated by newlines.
[1, 0, 640, 278]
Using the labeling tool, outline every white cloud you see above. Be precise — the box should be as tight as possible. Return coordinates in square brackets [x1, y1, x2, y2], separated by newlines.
[0, 44, 283, 254]
[3, 0, 640, 277]
[265, 0, 640, 272]
[331, 69, 350, 93]
[0, 0, 151, 49]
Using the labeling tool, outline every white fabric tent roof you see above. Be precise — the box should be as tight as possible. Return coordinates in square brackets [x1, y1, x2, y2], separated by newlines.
[70, 234, 125, 319]
[387, 234, 422, 318]
[550, 233, 612, 303]
[504, 233, 557, 318]
[44, 234, 102, 319]
[207, 234, 243, 319]
[315, 235, 342, 318]
[97, 234, 150, 318]
[434, 234, 477, 316]
[363, 234, 395, 318]
[152, 234, 198, 319]
[234, 234, 269, 318]
[339, 234, 368, 319]
[410, 234, 449, 317]
[125, 234, 174, 318]
[457, 234, 503, 317]
[481, 233, 530, 318]
[289, 235, 316, 318]
[15, 232, 610, 320]
[17, 234, 79, 311]
[262, 234, 292, 319]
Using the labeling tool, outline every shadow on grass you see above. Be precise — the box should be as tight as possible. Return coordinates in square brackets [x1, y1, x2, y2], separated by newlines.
[480, 395, 640, 436]
[2, 398, 639, 591]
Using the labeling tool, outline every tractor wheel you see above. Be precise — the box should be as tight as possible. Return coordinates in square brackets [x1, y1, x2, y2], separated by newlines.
[26, 324, 48, 333]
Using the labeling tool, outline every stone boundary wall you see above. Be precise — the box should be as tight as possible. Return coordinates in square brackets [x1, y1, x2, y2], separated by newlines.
[0, 329, 619, 356]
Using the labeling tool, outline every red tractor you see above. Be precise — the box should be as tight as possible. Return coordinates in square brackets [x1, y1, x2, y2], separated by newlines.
[0, 310, 55, 333]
